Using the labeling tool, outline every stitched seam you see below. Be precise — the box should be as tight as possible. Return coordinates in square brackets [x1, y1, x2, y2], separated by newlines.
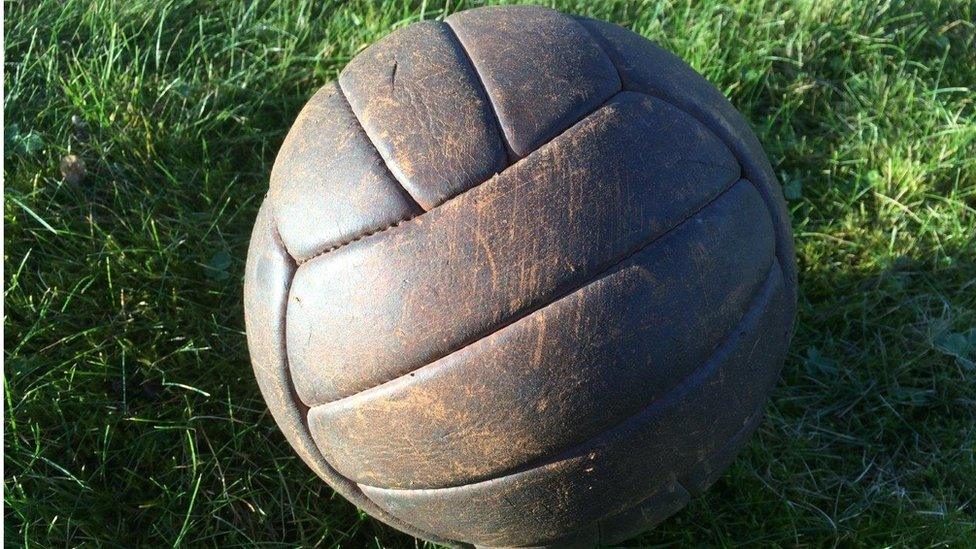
[269, 213, 295, 268]
[356, 260, 781, 494]
[270, 26, 787, 545]
[572, 15, 627, 95]
[311, 174, 745, 412]
[442, 20, 516, 163]
[576, 19, 791, 279]
[264, 212, 459, 546]
[335, 80, 425, 211]
[295, 84, 750, 266]
[295, 24, 632, 266]
[296, 87, 628, 265]
[637, 97, 790, 275]
[296, 213, 418, 265]
[559, 407, 761, 547]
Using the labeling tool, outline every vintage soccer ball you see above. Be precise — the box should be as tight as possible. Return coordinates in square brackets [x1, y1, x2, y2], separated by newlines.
[244, 5, 796, 547]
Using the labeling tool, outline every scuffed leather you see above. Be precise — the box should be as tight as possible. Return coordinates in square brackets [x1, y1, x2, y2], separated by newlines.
[361, 270, 789, 547]
[243, 203, 450, 545]
[447, 6, 621, 158]
[340, 21, 507, 209]
[308, 182, 774, 490]
[244, 5, 797, 548]
[269, 83, 422, 261]
[287, 93, 739, 407]
[578, 16, 798, 292]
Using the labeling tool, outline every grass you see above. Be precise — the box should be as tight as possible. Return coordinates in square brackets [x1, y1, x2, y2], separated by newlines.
[4, 0, 975, 546]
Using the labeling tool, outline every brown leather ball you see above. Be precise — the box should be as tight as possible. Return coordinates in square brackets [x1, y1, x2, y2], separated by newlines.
[244, 5, 797, 547]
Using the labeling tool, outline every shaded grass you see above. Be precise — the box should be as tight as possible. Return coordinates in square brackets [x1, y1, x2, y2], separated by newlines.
[4, 0, 975, 546]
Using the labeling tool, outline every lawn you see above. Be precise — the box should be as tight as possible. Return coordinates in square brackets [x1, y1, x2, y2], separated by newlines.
[4, 0, 975, 546]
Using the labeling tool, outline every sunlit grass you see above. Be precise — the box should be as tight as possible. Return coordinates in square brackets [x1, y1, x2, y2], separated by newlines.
[4, 0, 975, 546]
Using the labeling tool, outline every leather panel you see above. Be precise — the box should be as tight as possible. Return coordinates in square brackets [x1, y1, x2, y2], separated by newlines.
[307, 181, 773, 489]
[446, 5, 621, 158]
[269, 83, 422, 261]
[287, 92, 739, 406]
[360, 261, 791, 548]
[578, 17, 797, 294]
[242, 202, 449, 545]
[340, 21, 508, 209]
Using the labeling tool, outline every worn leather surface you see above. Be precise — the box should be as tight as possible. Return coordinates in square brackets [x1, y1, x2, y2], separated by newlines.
[340, 21, 507, 209]
[244, 5, 797, 548]
[269, 82, 422, 261]
[307, 181, 772, 490]
[287, 92, 739, 407]
[446, 7, 620, 158]
[243, 203, 450, 544]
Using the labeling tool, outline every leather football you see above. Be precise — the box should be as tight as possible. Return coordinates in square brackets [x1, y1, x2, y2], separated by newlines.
[244, 5, 797, 547]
